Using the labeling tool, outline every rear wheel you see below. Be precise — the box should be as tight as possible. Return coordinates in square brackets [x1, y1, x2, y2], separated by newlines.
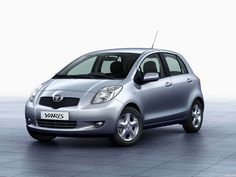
[111, 107, 143, 146]
[182, 100, 203, 133]
[27, 127, 56, 142]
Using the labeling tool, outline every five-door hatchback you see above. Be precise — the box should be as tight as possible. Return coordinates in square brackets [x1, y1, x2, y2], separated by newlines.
[25, 48, 204, 146]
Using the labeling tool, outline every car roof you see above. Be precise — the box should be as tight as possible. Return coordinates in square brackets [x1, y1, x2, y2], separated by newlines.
[88, 48, 179, 55]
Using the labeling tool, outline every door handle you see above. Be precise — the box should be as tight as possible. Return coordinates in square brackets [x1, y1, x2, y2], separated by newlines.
[165, 82, 172, 87]
[187, 78, 193, 83]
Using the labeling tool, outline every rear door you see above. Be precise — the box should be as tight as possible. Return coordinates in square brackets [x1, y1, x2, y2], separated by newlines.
[160, 53, 194, 118]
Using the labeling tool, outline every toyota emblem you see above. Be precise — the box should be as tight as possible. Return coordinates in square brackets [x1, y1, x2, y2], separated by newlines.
[53, 94, 63, 102]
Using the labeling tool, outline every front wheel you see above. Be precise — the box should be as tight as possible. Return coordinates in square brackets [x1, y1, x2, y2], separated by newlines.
[111, 107, 143, 146]
[182, 100, 203, 133]
[27, 127, 56, 142]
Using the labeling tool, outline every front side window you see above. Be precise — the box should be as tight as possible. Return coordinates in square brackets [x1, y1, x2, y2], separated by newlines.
[162, 53, 187, 76]
[139, 53, 164, 78]
[133, 53, 164, 84]
[54, 53, 140, 79]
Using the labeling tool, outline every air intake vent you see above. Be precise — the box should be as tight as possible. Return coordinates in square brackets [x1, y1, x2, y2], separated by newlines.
[39, 97, 79, 109]
[37, 119, 77, 129]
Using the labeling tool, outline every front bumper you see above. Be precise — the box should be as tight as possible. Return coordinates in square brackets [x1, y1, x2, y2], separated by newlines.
[25, 90, 124, 137]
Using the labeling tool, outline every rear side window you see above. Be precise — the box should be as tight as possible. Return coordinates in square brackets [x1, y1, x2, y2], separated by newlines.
[162, 53, 188, 76]
[177, 56, 188, 74]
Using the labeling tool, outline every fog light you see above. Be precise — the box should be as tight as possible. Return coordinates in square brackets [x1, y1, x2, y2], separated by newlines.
[27, 118, 32, 125]
[94, 121, 104, 128]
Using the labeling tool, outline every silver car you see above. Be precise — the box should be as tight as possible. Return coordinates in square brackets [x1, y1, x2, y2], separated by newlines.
[25, 48, 204, 146]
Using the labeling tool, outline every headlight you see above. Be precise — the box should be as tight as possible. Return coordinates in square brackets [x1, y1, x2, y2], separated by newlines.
[92, 86, 122, 104]
[29, 84, 43, 102]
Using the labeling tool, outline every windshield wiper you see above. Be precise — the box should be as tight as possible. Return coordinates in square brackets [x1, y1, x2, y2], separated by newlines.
[88, 73, 115, 79]
[53, 74, 93, 79]
[53, 73, 115, 79]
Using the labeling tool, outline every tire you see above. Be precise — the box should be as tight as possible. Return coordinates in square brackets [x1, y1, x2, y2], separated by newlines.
[182, 100, 203, 133]
[27, 127, 56, 142]
[111, 107, 143, 146]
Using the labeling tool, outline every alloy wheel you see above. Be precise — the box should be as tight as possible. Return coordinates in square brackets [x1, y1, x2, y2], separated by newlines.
[117, 112, 140, 141]
[192, 104, 202, 128]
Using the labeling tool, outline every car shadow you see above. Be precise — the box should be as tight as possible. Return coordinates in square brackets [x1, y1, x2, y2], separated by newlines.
[26, 125, 186, 149]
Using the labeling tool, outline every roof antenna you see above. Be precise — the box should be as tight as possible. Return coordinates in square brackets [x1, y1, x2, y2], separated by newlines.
[151, 29, 158, 49]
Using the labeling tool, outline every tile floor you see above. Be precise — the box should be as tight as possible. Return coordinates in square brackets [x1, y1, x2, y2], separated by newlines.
[0, 98, 236, 177]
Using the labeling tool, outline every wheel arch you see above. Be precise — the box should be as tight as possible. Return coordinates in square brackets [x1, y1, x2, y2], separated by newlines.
[124, 102, 141, 113]
[194, 97, 204, 110]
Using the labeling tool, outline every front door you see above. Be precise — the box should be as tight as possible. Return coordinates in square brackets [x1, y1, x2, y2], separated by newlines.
[139, 53, 174, 123]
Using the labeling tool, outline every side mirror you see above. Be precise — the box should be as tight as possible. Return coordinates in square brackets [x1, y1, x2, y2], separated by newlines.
[143, 72, 159, 83]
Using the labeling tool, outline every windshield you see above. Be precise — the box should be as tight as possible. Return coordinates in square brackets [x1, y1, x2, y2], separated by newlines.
[53, 53, 140, 79]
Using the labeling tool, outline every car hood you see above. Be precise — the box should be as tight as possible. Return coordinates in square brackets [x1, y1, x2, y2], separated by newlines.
[42, 79, 123, 93]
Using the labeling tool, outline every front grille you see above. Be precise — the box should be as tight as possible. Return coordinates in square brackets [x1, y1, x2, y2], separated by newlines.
[39, 97, 79, 109]
[37, 119, 77, 129]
